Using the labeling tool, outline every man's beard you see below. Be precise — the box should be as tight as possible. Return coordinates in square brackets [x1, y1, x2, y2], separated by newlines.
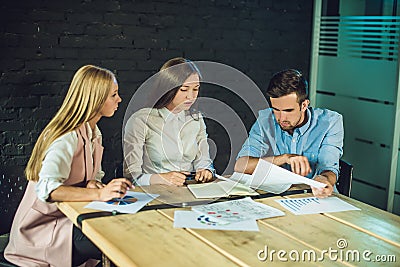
[278, 116, 302, 131]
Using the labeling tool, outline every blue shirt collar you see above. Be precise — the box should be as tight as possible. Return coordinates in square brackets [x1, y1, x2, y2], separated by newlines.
[297, 108, 312, 135]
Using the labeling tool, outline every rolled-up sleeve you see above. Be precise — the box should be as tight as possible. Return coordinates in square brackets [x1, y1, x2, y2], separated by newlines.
[35, 132, 78, 202]
[315, 113, 344, 179]
[237, 110, 275, 159]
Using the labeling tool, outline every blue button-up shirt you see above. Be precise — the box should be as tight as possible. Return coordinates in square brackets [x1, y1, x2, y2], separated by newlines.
[237, 107, 344, 179]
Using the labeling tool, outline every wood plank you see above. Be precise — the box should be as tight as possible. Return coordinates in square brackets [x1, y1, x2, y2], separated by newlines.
[159, 201, 345, 267]
[57, 201, 99, 226]
[82, 210, 237, 267]
[324, 194, 400, 248]
[256, 195, 400, 266]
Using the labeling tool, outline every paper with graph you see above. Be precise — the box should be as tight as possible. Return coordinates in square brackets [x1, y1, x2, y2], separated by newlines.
[173, 210, 259, 231]
[85, 191, 159, 214]
[275, 196, 360, 215]
[192, 197, 285, 224]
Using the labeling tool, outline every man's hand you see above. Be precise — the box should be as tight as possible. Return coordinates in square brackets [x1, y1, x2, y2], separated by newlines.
[285, 154, 312, 176]
[312, 175, 333, 198]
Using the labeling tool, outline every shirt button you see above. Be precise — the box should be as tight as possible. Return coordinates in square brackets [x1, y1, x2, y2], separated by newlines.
[292, 139, 296, 143]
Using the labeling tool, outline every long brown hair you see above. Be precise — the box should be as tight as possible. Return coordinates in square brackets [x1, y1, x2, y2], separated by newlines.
[152, 57, 202, 109]
[25, 65, 116, 181]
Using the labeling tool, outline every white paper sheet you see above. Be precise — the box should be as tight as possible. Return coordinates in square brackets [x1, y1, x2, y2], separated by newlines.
[229, 159, 326, 194]
[84, 191, 159, 214]
[187, 182, 227, 198]
[275, 196, 361, 215]
[173, 210, 259, 231]
[192, 197, 285, 223]
[187, 180, 258, 199]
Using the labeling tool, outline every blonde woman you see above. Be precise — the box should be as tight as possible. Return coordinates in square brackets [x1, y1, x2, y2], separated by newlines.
[5, 65, 133, 267]
[124, 57, 214, 186]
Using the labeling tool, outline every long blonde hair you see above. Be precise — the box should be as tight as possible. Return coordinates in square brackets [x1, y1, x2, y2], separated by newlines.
[26, 65, 116, 181]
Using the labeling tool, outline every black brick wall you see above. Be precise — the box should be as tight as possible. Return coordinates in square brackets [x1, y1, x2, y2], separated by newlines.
[0, 0, 313, 182]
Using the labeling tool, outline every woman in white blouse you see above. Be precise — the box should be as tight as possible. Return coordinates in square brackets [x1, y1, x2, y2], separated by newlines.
[5, 65, 133, 267]
[124, 57, 214, 186]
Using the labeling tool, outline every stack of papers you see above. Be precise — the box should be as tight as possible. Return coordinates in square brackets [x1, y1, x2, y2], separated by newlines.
[174, 197, 285, 231]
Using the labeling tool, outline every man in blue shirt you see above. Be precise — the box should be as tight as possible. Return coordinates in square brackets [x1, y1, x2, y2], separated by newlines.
[235, 69, 343, 198]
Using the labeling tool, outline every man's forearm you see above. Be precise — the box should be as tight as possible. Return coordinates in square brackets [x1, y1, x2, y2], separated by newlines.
[234, 156, 259, 174]
[264, 154, 289, 166]
[234, 154, 290, 174]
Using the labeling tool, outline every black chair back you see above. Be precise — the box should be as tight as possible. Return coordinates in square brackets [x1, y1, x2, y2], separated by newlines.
[336, 159, 353, 197]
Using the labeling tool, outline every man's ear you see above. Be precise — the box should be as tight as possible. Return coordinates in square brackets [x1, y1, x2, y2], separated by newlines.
[301, 99, 310, 111]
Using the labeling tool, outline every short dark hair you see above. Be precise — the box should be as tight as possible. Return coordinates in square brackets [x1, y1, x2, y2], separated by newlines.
[153, 57, 201, 109]
[266, 69, 308, 104]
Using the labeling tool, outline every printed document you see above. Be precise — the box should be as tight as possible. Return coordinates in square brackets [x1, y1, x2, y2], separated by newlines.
[187, 180, 258, 198]
[192, 197, 285, 224]
[275, 196, 361, 215]
[173, 210, 259, 231]
[85, 191, 159, 214]
[229, 159, 326, 193]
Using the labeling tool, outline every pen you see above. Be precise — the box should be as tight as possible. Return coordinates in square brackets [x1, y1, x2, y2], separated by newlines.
[184, 171, 197, 185]
[185, 171, 197, 180]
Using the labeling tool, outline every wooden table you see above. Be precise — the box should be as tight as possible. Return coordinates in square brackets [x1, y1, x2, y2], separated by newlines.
[57, 185, 400, 267]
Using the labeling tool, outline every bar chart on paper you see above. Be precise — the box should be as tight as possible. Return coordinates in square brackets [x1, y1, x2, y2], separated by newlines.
[275, 197, 360, 215]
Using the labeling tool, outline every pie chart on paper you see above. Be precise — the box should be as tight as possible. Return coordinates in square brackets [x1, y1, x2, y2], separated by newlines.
[106, 195, 138, 206]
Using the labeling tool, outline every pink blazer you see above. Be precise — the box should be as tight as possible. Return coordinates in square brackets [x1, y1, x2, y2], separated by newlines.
[5, 124, 103, 267]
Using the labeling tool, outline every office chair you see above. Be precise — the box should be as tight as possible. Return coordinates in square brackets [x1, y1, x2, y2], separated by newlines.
[336, 159, 353, 197]
[0, 166, 27, 266]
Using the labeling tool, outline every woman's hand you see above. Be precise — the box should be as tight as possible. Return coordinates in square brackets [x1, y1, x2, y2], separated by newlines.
[195, 169, 213, 183]
[86, 180, 105, 189]
[98, 178, 134, 201]
[158, 171, 187, 186]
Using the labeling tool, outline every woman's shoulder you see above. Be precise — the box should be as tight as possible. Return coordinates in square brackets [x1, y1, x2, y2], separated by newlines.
[55, 130, 78, 143]
[125, 108, 159, 129]
[47, 130, 79, 153]
[133, 108, 159, 118]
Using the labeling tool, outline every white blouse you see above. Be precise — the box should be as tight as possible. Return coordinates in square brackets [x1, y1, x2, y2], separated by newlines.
[35, 123, 104, 202]
[123, 107, 213, 185]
